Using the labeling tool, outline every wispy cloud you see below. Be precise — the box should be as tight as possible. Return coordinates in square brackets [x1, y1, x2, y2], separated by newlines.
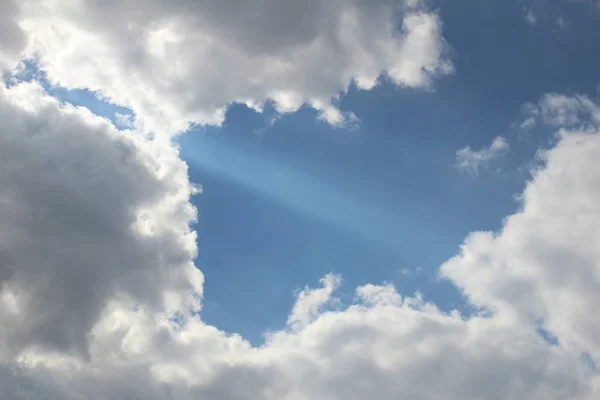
[456, 136, 509, 176]
[524, 8, 538, 25]
[519, 93, 600, 130]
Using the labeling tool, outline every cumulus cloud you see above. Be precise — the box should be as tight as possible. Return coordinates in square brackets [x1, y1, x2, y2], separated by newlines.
[2, 1, 600, 399]
[443, 117, 600, 364]
[4, 0, 453, 134]
[456, 136, 509, 176]
[0, 81, 203, 361]
[0, 82, 599, 398]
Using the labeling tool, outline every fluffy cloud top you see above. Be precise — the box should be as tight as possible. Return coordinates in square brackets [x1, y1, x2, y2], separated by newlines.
[5, 0, 453, 134]
[444, 106, 600, 360]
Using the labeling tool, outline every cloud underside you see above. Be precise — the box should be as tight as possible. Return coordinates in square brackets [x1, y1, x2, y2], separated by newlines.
[1, 0, 600, 399]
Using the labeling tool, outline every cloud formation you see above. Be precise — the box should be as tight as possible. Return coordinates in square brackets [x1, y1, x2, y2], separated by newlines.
[521, 94, 600, 130]
[444, 117, 600, 363]
[1, 1, 600, 399]
[0, 81, 203, 363]
[7, 0, 453, 134]
[456, 136, 509, 176]
[0, 80, 599, 398]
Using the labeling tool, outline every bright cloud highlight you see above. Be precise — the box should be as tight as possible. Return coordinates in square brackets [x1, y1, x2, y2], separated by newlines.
[1, 1, 600, 399]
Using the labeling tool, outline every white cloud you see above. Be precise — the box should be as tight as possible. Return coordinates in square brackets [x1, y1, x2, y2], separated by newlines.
[0, 83, 599, 400]
[2, 2, 600, 399]
[443, 94, 600, 375]
[114, 112, 135, 129]
[0, 266, 595, 400]
[520, 93, 600, 130]
[4, 0, 453, 135]
[456, 136, 509, 176]
[287, 273, 342, 332]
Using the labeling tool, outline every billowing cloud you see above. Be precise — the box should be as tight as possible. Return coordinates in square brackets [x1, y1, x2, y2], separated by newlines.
[2, 1, 600, 399]
[444, 108, 600, 365]
[0, 81, 203, 361]
[0, 83, 598, 398]
[456, 136, 509, 176]
[2, 0, 454, 134]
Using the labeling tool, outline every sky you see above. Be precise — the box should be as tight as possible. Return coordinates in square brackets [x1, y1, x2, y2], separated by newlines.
[2, 0, 600, 399]
[183, 0, 600, 343]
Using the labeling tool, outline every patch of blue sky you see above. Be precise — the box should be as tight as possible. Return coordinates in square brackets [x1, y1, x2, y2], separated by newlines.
[177, 98, 527, 344]
[177, 0, 600, 344]
[5, 59, 134, 129]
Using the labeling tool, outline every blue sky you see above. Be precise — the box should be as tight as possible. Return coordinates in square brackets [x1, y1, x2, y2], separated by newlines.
[176, 1, 600, 343]
[16, 0, 600, 345]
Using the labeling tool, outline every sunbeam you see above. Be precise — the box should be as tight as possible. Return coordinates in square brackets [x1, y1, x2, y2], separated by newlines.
[178, 132, 437, 252]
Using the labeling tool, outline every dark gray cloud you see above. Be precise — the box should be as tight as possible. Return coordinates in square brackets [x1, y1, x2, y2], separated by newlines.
[0, 82, 202, 360]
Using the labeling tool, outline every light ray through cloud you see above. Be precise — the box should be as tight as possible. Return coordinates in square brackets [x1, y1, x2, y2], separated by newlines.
[4, 1, 600, 398]
[178, 131, 448, 253]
